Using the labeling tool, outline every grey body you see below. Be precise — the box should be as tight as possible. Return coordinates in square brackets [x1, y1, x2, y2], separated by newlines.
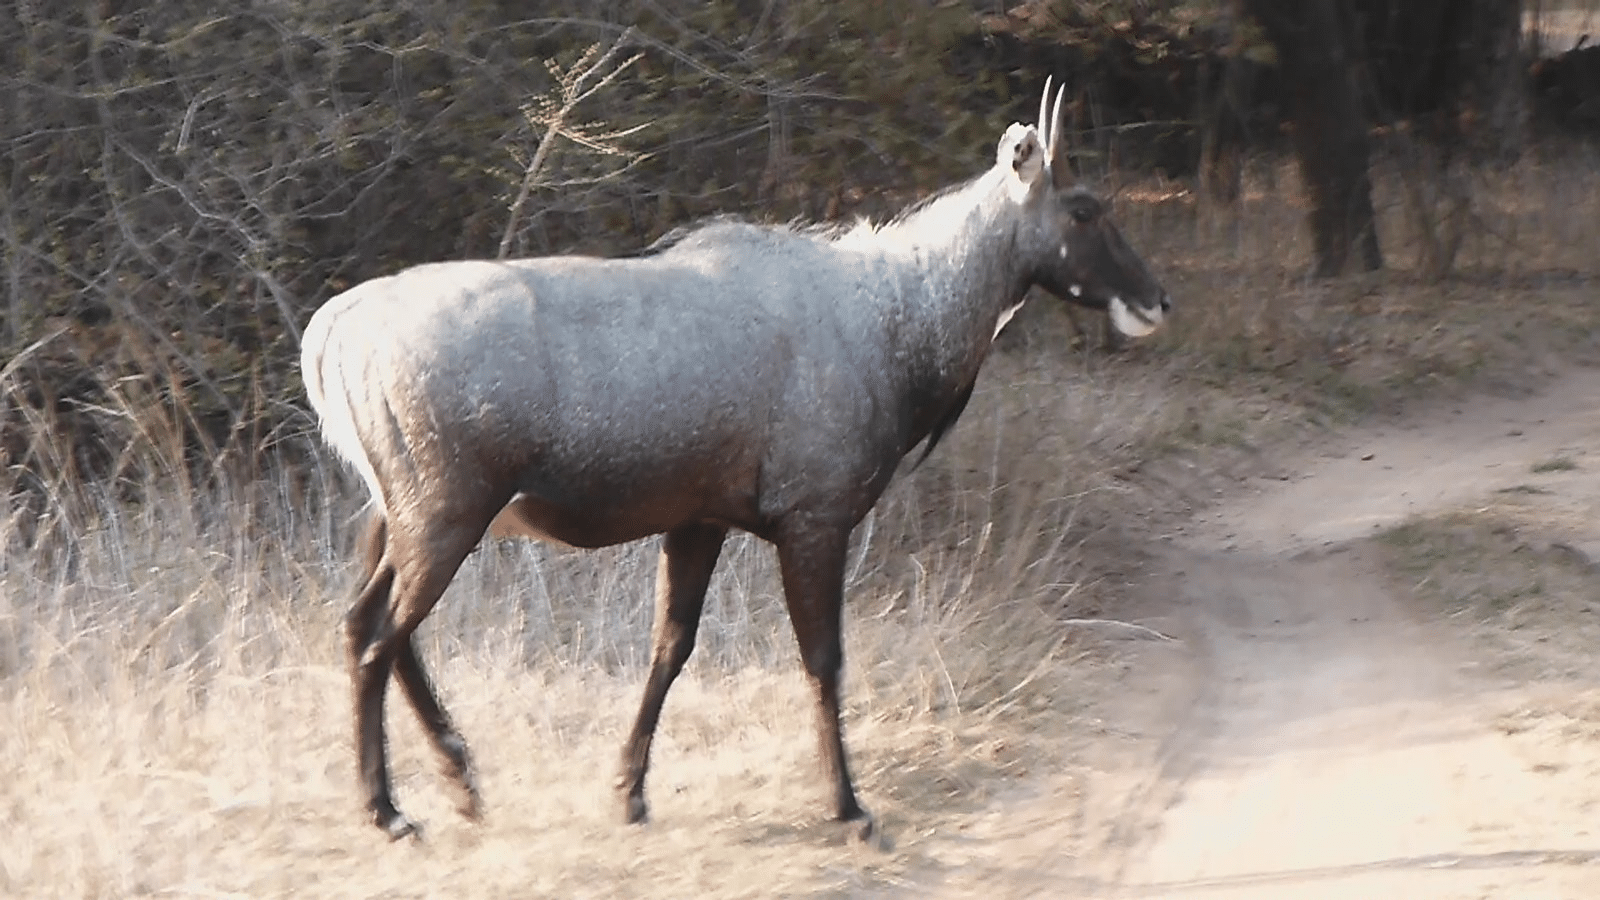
[313, 215, 1013, 545]
[302, 84, 1169, 843]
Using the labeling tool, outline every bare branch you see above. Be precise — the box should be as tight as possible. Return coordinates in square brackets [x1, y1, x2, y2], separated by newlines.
[498, 27, 645, 260]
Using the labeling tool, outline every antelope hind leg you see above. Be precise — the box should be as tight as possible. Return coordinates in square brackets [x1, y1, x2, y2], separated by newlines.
[394, 635, 481, 820]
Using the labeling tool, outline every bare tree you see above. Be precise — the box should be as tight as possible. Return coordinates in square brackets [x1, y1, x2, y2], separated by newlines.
[1239, 0, 1528, 279]
[1354, 0, 1527, 277]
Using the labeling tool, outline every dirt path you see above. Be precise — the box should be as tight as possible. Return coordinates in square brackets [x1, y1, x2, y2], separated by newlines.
[1102, 547, 1600, 898]
[1103, 366, 1600, 898]
[907, 367, 1600, 898]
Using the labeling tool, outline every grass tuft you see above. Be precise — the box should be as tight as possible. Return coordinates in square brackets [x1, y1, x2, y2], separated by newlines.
[1532, 455, 1580, 474]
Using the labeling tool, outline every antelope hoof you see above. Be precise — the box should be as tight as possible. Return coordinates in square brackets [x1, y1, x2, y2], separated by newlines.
[441, 734, 480, 820]
[622, 791, 649, 825]
[454, 785, 483, 822]
[377, 810, 423, 842]
[845, 811, 889, 851]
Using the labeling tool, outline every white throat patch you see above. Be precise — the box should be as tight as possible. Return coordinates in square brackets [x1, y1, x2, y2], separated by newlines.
[993, 299, 1026, 339]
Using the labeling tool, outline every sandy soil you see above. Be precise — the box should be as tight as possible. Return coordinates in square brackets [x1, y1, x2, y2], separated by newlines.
[899, 367, 1600, 898]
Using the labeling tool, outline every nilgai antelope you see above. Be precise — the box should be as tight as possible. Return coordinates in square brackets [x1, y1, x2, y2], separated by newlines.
[301, 80, 1170, 844]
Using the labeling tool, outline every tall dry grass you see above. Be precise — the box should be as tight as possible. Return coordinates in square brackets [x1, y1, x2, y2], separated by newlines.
[5, 147, 1600, 897]
[0, 384, 1137, 897]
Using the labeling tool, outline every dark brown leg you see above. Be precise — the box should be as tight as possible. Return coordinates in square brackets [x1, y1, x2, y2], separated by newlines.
[617, 523, 727, 824]
[362, 518, 480, 817]
[357, 514, 386, 584]
[345, 514, 486, 840]
[345, 552, 412, 839]
[774, 520, 876, 844]
[394, 636, 480, 819]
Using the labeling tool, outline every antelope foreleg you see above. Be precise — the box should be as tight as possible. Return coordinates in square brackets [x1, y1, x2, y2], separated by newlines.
[775, 521, 879, 846]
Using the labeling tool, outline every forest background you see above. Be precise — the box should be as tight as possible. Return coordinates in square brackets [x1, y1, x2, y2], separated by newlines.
[6, 0, 1594, 498]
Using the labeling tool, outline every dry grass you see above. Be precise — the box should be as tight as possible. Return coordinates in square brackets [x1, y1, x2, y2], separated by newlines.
[5, 147, 1600, 897]
[1378, 507, 1600, 684]
[0, 417, 1127, 897]
[1376, 502, 1600, 784]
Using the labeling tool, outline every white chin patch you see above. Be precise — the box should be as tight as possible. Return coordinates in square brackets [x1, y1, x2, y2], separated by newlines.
[1068, 284, 1083, 298]
[1109, 296, 1161, 338]
[993, 299, 1026, 339]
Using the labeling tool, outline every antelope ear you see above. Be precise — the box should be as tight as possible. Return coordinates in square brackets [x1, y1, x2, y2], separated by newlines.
[998, 123, 1046, 193]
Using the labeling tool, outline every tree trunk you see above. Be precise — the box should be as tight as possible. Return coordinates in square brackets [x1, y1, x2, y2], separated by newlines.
[1348, 0, 1526, 278]
[1458, 0, 1527, 164]
[1243, 0, 1383, 277]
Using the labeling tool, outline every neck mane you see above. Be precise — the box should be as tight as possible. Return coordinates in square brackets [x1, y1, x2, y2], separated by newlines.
[831, 165, 1032, 456]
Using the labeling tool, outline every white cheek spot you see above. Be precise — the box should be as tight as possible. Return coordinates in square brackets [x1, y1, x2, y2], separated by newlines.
[992, 299, 1026, 339]
[1069, 284, 1083, 298]
[1109, 296, 1161, 338]
[1059, 246, 1069, 259]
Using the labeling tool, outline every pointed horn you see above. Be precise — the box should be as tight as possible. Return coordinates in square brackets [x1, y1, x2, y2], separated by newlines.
[1048, 86, 1066, 172]
[1038, 76, 1054, 162]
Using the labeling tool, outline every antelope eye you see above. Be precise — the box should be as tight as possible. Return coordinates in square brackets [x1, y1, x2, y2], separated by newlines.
[1070, 205, 1095, 224]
